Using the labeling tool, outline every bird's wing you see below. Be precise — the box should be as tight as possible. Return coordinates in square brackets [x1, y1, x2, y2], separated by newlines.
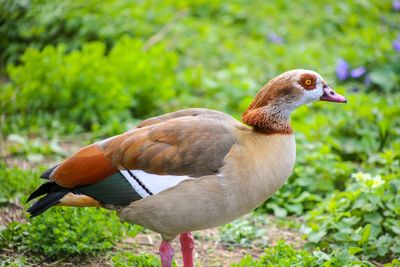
[48, 109, 247, 188]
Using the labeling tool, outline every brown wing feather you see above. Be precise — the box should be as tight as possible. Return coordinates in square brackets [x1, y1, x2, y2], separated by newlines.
[104, 108, 245, 177]
[50, 108, 245, 187]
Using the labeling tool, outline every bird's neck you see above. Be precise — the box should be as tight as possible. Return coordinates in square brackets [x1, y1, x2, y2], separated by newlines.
[241, 80, 295, 134]
[242, 103, 293, 135]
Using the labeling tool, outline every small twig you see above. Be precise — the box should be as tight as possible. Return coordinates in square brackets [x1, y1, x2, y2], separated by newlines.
[143, 9, 188, 50]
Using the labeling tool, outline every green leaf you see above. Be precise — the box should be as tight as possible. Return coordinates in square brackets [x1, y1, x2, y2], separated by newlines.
[308, 230, 327, 243]
[269, 203, 288, 218]
[364, 212, 383, 225]
[369, 69, 397, 92]
[348, 246, 363, 255]
[360, 224, 371, 245]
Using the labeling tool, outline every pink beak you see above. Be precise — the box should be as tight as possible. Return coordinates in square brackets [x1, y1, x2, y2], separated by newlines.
[320, 85, 347, 103]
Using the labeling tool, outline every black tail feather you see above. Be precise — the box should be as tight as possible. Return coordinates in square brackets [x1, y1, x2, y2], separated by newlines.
[27, 192, 68, 217]
[27, 178, 72, 217]
[26, 182, 55, 203]
[40, 164, 60, 179]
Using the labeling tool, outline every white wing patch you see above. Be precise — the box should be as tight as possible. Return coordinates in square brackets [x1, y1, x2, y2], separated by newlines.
[120, 170, 193, 198]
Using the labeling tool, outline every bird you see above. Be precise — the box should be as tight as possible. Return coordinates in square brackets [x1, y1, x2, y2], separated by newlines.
[26, 69, 346, 267]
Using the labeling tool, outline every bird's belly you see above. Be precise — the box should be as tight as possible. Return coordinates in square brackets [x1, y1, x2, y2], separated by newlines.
[117, 174, 259, 240]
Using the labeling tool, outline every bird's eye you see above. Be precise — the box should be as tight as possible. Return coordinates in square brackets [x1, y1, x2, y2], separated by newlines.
[299, 73, 317, 90]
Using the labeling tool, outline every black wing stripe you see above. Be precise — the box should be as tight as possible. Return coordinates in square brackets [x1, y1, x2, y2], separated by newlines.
[126, 169, 154, 195]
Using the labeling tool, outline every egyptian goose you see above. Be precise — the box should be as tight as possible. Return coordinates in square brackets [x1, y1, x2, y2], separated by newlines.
[26, 69, 346, 267]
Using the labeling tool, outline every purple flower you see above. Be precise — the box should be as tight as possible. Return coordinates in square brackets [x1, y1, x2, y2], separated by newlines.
[393, 35, 400, 52]
[393, 0, 400, 11]
[350, 66, 366, 78]
[268, 33, 284, 44]
[336, 58, 349, 81]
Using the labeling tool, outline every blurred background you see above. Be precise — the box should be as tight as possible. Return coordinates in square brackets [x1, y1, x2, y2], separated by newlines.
[1, 1, 399, 266]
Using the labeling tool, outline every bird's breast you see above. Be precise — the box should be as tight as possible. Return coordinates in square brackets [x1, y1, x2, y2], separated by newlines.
[220, 133, 296, 214]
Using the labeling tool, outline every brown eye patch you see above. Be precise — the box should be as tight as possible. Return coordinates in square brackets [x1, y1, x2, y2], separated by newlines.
[299, 73, 317, 90]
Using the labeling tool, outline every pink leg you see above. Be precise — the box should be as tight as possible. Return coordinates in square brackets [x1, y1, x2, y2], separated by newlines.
[180, 232, 195, 267]
[159, 240, 174, 267]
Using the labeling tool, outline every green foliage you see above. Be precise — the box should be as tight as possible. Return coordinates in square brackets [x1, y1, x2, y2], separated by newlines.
[231, 241, 374, 267]
[2, 0, 400, 135]
[0, 208, 124, 259]
[0, 162, 41, 204]
[1, 37, 178, 135]
[0, 255, 29, 267]
[0, 0, 175, 65]
[4, 0, 397, 71]
[303, 159, 400, 260]
[231, 254, 262, 267]
[112, 252, 177, 267]
[255, 242, 316, 267]
[312, 249, 376, 267]
[364, 60, 400, 94]
[6, 134, 66, 161]
[384, 259, 400, 267]
[219, 214, 267, 249]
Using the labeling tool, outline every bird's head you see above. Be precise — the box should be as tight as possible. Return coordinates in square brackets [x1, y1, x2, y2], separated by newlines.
[287, 69, 346, 105]
[242, 69, 347, 133]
